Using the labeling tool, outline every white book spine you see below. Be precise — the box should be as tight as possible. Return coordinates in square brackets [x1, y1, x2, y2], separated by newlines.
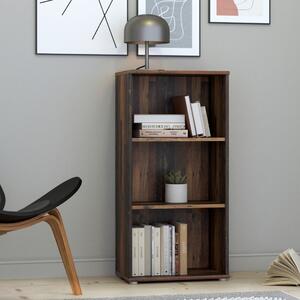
[201, 106, 211, 137]
[140, 123, 185, 130]
[152, 226, 161, 276]
[160, 225, 170, 275]
[134, 114, 185, 124]
[191, 102, 205, 136]
[132, 228, 139, 277]
[144, 225, 152, 276]
[184, 96, 197, 136]
[137, 228, 145, 277]
[171, 225, 176, 276]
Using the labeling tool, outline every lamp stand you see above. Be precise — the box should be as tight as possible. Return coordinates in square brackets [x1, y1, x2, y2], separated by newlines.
[145, 41, 150, 70]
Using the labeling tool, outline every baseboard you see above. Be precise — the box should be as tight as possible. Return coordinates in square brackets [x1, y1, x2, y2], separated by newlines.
[0, 258, 115, 279]
[0, 253, 278, 279]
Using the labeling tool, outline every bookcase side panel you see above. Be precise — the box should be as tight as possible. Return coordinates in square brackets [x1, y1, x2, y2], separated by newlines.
[116, 74, 133, 279]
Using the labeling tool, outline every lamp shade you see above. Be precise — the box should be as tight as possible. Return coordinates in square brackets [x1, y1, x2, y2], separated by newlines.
[124, 14, 170, 45]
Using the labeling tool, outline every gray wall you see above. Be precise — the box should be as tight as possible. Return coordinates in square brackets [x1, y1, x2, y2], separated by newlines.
[0, 0, 300, 279]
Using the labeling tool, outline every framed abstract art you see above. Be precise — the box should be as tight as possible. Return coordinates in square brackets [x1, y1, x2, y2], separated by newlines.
[36, 0, 128, 55]
[209, 0, 270, 24]
[137, 0, 200, 57]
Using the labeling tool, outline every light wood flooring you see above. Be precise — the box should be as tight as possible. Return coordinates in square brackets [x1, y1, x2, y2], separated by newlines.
[0, 272, 299, 300]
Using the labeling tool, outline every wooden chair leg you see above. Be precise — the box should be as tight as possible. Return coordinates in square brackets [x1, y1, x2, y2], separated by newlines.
[46, 209, 82, 296]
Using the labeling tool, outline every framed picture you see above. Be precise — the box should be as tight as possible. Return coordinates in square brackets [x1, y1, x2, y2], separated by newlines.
[209, 0, 270, 24]
[36, 0, 128, 56]
[137, 0, 200, 57]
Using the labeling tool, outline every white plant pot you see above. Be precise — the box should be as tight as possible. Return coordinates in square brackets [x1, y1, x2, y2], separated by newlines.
[165, 184, 188, 204]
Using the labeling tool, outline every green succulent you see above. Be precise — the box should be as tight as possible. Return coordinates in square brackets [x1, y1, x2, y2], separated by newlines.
[165, 170, 187, 184]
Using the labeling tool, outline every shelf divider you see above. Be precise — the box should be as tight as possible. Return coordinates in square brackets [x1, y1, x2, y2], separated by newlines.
[132, 202, 225, 210]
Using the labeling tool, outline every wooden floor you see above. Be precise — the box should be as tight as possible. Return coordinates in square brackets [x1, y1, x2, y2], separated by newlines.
[0, 272, 299, 300]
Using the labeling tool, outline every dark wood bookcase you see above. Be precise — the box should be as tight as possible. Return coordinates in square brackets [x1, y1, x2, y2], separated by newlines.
[115, 70, 229, 283]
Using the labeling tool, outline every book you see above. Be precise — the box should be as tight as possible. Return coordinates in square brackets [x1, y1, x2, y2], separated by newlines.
[144, 225, 152, 276]
[191, 102, 204, 136]
[175, 223, 188, 275]
[135, 123, 186, 130]
[132, 227, 139, 277]
[265, 249, 300, 286]
[172, 96, 197, 136]
[201, 106, 211, 137]
[135, 129, 188, 138]
[151, 226, 161, 276]
[160, 224, 171, 275]
[171, 225, 176, 276]
[137, 227, 145, 276]
[134, 114, 185, 124]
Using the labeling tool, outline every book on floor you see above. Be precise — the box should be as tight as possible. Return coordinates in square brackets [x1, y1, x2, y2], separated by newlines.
[265, 249, 300, 286]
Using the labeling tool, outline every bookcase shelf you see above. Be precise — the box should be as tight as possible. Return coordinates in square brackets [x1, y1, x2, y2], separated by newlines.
[132, 137, 226, 143]
[132, 202, 225, 210]
[116, 70, 229, 283]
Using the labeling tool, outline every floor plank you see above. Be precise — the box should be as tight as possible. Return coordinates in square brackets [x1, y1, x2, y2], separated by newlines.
[0, 272, 299, 300]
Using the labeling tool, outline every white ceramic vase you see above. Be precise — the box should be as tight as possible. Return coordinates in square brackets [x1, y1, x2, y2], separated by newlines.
[165, 184, 188, 204]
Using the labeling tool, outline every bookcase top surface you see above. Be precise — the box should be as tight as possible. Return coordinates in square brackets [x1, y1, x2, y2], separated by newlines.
[115, 69, 230, 76]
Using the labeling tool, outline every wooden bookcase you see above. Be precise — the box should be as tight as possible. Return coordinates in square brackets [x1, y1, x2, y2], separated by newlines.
[115, 70, 229, 283]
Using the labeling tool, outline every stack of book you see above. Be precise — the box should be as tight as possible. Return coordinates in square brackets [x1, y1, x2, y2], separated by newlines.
[132, 223, 187, 277]
[133, 114, 188, 138]
[172, 95, 211, 137]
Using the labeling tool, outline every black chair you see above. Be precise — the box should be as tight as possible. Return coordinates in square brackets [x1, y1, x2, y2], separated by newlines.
[0, 177, 82, 295]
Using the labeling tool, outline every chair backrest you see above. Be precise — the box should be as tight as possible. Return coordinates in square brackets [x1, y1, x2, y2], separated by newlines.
[0, 185, 5, 210]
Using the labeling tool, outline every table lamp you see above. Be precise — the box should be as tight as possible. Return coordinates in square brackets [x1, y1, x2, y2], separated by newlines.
[124, 14, 170, 69]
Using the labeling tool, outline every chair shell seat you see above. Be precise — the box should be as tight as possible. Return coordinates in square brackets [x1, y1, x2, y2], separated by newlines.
[0, 177, 81, 223]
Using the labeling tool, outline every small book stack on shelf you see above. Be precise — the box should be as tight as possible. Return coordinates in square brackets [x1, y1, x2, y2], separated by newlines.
[133, 95, 211, 138]
[133, 114, 188, 138]
[132, 223, 187, 277]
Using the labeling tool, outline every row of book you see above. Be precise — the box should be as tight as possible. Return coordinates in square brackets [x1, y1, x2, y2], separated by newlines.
[132, 223, 187, 277]
[133, 95, 211, 138]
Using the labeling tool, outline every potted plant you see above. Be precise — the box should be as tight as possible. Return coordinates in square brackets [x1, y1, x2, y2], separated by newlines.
[165, 170, 188, 204]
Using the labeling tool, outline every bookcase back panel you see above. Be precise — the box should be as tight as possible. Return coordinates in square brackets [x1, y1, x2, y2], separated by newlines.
[132, 143, 225, 204]
[132, 209, 226, 273]
[132, 143, 209, 203]
[131, 75, 227, 137]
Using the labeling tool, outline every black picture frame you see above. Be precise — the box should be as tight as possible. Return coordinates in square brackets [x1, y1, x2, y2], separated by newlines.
[209, 0, 271, 25]
[35, 0, 129, 56]
[136, 0, 201, 57]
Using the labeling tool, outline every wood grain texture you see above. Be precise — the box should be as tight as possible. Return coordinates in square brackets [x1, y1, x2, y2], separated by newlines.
[0, 209, 82, 295]
[132, 137, 226, 142]
[132, 202, 225, 210]
[115, 70, 229, 283]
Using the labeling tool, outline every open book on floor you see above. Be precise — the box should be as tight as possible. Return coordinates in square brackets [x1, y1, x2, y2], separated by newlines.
[265, 249, 300, 286]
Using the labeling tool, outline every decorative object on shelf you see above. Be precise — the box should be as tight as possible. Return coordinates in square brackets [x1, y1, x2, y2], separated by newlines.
[209, 0, 270, 24]
[36, 0, 128, 55]
[137, 0, 200, 57]
[124, 14, 170, 69]
[165, 171, 188, 204]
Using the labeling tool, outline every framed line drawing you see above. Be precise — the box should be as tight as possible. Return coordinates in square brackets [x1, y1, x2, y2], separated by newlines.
[137, 0, 200, 57]
[209, 0, 271, 24]
[36, 0, 128, 56]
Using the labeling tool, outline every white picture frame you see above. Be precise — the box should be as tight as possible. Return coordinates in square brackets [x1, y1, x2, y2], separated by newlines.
[36, 0, 128, 56]
[137, 0, 200, 57]
[209, 0, 270, 25]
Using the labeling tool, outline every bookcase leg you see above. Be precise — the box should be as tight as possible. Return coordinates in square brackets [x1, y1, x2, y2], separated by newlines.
[219, 278, 229, 281]
[130, 281, 139, 285]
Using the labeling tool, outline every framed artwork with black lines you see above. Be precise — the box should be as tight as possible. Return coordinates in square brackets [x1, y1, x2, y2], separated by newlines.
[36, 0, 128, 55]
